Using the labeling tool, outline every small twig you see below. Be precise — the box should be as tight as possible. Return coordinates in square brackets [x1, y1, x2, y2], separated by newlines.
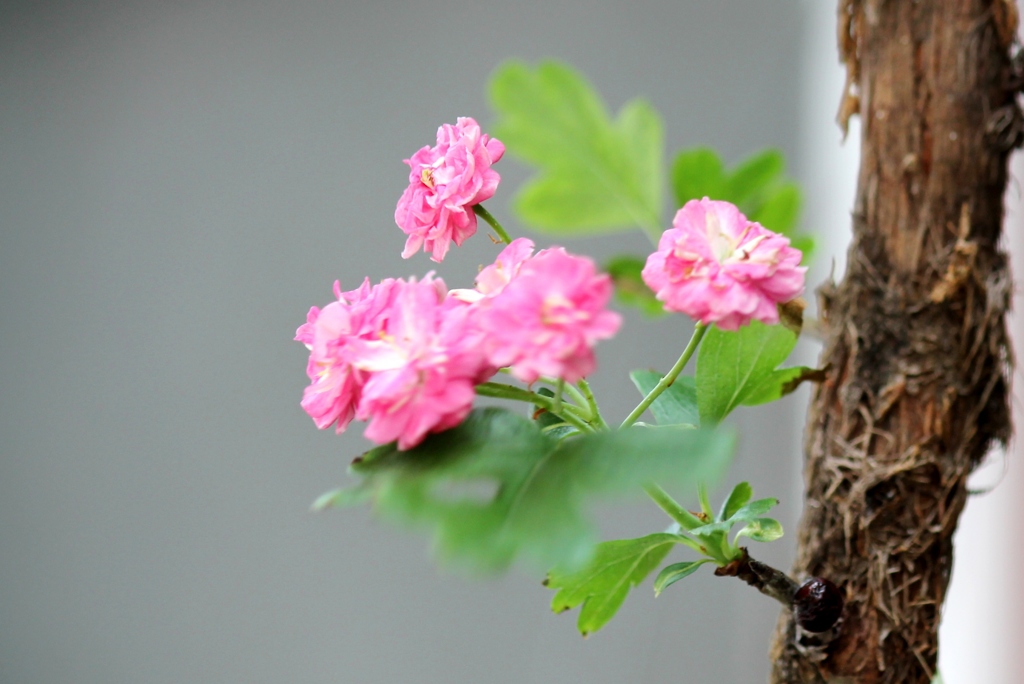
[714, 547, 800, 606]
[716, 548, 845, 637]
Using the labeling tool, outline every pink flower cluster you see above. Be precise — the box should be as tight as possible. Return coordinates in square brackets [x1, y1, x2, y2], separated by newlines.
[296, 276, 492, 450]
[297, 241, 620, 449]
[395, 117, 505, 262]
[642, 198, 805, 330]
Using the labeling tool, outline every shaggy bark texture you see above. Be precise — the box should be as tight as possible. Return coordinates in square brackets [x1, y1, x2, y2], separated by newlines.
[769, 1, 1021, 682]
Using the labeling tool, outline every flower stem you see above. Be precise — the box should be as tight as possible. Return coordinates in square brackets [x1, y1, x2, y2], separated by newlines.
[577, 379, 608, 430]
[473, 204, 512, 244]
[643, 484, 704, 531]
[475, 382, 593, 433]
[493, 372, 592, 419]
[561, 383, 589, 414]
[619, 323, 707, 429]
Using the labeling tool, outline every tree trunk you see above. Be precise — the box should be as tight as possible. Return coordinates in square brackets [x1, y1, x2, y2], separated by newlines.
[769, 1, 1021, 682]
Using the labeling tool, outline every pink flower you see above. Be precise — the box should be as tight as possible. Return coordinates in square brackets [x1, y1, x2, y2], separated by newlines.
[297, 275, 494, 450]
[478, 247, 622, 383]
[396, 117, 505, 262]
[350, 278, 494, 449]
[296, 279, 399, 434]
[475, 237, 534, 296]
[642, 198, 806, 331]
[449, 237, 535, 303]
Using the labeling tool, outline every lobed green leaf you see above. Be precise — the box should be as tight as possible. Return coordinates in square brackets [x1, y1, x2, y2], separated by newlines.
[547, 533, 677, 635]
[489, 60, 664, 237]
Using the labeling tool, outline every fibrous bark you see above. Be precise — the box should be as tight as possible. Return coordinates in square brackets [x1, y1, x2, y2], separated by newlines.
[770, 1, 1021, 682]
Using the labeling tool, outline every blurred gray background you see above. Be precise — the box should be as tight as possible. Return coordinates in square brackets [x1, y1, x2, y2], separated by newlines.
[0, 2, 817, 682]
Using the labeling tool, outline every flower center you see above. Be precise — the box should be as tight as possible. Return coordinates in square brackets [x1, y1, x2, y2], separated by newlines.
[705, 212, 736, 262]
[541, 293, 582, 326]
[703, 213, 777, 265]
[420, 168, 435, 189]
[725, 234, 773, 265]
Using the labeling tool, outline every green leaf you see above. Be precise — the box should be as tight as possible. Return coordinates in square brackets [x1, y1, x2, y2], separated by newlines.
[684, 519, 733, 538]
[687, 498, 778, 537]
[725, 150, 784, 208]
[489, 60, 663, 237]
[310, 486, 371, 512]
[671, 147, 787, 218]
[724, 497, 779, 523]
[757, 205, 814, 263]
[695, 320, 799, 425]
[653, 559, 711, 596]
[790, 234, 816, 259]
[629, 370, 698, 426]
[673, 487, 783, 561]
[547, 533, 677, 635]
[741, 366, 825, 406]
[692, 528, 735, 564]
[605, 255, 666, 317]
[750, 183, 801, 236]
[717, 481, 753, 522]
[671, 147, 726, 209]
[734, 517, 784, 543]
[543, 425, 581, 440]
[351, 408, 735, 573]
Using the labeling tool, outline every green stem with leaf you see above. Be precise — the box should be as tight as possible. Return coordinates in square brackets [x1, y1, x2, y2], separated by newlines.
[620, 323, 707, 429]
[495, 369, 589, 410]
[552, 379, 565, 415]
[475, 382, 594, 433]
[577, 379, 608, 430]
[643, 484, 704, 530]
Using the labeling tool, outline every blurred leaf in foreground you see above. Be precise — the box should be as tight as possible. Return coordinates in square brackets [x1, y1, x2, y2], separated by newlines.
[347, 408, 735, 573]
